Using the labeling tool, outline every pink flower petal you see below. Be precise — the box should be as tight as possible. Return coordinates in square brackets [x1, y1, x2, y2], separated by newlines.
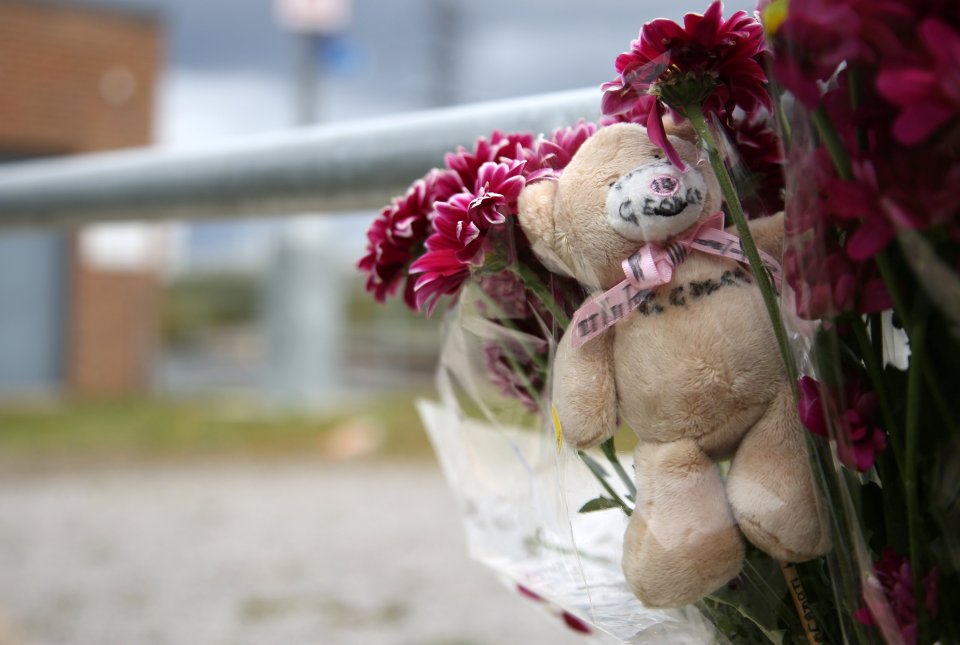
[891, 102, 955, 145]
[846, 219, 894, 261]
[645, 104, 686, 170]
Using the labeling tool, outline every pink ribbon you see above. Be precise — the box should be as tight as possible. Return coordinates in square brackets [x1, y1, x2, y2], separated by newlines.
[569, 212, 783, 348]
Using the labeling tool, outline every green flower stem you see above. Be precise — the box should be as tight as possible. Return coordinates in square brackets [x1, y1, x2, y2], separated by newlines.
[875, 250, 959, 437]
[812, 107, 853, 181]
[905, 308, 928, 644]
[869, 314, 884, 373]
[686, 104, 799, 394]
[578, 450, 634, 516]
[874, 251, 909, 326]
[601, 436, 637, 499]
[847, 66, 870, 153]
[849, 316, 904, 470]
[813, 100, 937, 643]
[493, 266, 634, 513]
[476, 288, 549, 372]
[510, 262, 570, 330]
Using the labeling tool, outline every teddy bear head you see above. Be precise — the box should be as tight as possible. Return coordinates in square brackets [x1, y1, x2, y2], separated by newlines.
[518, 122, 722, 290]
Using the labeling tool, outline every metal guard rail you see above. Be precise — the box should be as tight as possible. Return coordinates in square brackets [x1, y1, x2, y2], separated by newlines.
[0, 88, 601, 229]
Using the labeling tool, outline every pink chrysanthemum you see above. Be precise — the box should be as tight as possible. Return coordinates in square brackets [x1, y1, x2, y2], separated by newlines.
[855, 548, 939, 645]
[409, 160, 527, 315]
[798, 375, 888, 472]
[445, 131, 535, 190]
[876, 18, 960, 145]
[723, 109, 785, 217]
[482, 340, 545, 413]
[602, 1, 769, 167]
[469, 160, 527, 227]
[534, 120, 599, 174]
[361, 126, 597, 317]
[357, 170, 455, 308]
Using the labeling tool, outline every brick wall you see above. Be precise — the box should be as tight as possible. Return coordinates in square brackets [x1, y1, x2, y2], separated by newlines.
[0, 1, 164, 396]
[0, 1, 161, 154]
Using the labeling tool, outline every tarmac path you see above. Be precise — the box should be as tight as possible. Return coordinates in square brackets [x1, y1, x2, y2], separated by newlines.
[0, 461, 590, 645]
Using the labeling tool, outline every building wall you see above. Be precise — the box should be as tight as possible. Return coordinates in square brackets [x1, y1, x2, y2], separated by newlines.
[0, 1, 163, 397]
[0, 1, 160, 154]
[0, 233, 68, 394]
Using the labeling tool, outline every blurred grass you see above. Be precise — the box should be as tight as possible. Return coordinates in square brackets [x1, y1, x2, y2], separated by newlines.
[163, 272, 260, 347]
[0, 393, 436, 467]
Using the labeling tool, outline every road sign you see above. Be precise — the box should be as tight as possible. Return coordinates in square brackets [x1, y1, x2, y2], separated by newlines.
[275, 0, 352, 34]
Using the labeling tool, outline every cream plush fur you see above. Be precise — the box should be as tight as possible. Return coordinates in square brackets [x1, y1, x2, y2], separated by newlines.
[518, 123, 830, 608]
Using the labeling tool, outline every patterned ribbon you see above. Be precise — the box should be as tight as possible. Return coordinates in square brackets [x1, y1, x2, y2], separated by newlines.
[569, 211, 783, 348]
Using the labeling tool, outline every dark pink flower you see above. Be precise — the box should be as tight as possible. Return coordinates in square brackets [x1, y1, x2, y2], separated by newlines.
[362, 126, 598, 318]
[561, 612, 592, 634]
[855, 548, 939, 645]
[482, 338, 545, 413]
[601, 94, 683, 168]
[445, 131, 535, 190]
[797, 376, 829, 437]
[410, 160, 528, 315]
[722, 109, 785, 217]
[785, 239, 891, 320]
[797, 375, 887, 472]
[516, 584, 592, 635]
[825, 151, 960, 260]
[770, 0, 919, 107]
[823, 160, 917, 261]
[876, 18, 960, 145]
[408, 249, 470, 316]
[469, 160, 526, 226]
[602, 1, 769, 168]
[533, 120, 598, 174]
[358, 171, 450, 308]
[838, 389, 888, 472]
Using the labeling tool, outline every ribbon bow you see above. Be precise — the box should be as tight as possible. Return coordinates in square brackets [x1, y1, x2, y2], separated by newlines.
[568, 212, 782, 348]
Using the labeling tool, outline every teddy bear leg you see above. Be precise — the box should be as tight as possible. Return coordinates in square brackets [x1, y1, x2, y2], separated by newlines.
[726, 383, 831, 563]
[622, 439, 744, 608]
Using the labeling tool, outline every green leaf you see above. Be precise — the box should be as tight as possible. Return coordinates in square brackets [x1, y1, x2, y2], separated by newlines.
[578, 497, 620, 513]
[578, 450, 608, 480]
[599, 436, 617, 461]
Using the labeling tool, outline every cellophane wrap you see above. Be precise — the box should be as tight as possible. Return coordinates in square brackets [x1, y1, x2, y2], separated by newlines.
[416, 273, 722, 644]
[768, 0, 960, 642]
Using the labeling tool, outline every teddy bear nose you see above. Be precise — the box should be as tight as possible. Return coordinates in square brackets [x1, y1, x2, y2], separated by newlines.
[649, 175, 680, 197]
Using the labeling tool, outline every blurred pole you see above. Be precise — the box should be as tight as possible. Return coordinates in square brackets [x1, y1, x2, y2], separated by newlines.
[296, 33, 322, 125]
[266, 219, 344, 407]
[429, 0, 458, 107]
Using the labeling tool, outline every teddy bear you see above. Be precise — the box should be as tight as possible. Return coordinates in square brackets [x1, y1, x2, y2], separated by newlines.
[517, 121, 830, 608]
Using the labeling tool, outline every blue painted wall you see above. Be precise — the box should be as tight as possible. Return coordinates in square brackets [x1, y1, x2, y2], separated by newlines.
[0, 232, 68, 394]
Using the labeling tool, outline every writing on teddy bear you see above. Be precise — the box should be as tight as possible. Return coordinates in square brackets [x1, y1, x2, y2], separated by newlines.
[642, 267, 753, 315]
[575, 267, 753, 338]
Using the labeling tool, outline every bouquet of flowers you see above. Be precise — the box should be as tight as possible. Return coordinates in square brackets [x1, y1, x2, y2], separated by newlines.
[764, 0, 960, 643]
[358, 1, 959, 642]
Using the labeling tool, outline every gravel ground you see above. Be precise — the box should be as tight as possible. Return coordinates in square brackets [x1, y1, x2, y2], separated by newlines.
[0, 461, 591, 645]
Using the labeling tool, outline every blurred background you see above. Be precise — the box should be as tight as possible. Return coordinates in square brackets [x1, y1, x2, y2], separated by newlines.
[0, 1, 753, 643]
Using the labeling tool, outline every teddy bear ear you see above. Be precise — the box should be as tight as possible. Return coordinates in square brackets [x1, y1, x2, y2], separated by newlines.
[517, 179, 572, 277]
[518, 179, 558, 249]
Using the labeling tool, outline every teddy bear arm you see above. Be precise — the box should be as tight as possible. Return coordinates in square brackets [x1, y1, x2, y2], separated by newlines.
[743, 210, 786, 259]
[553, 330, 618, 450]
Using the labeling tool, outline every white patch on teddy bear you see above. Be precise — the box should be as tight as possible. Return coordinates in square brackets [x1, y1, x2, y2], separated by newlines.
[605, 160, 708, 243]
